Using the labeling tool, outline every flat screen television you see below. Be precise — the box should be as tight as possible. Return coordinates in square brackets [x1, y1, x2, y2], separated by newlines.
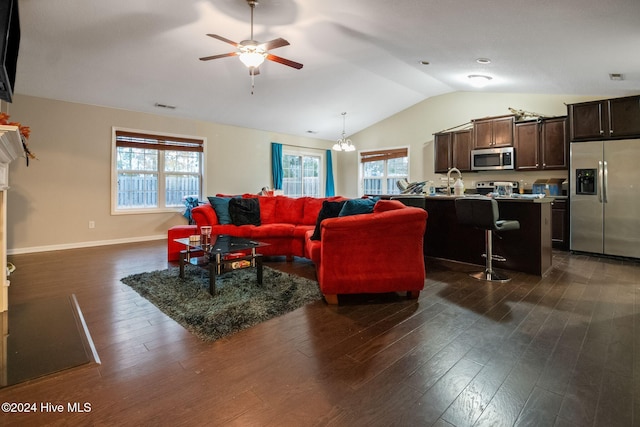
[0, 0, 20, 103]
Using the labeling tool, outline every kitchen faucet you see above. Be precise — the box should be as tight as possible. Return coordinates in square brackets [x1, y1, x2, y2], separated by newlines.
[447, 167, 462, 196]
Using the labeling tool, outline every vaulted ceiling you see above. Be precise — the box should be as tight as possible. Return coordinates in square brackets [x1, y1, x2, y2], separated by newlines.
[15, 0, 640, 140]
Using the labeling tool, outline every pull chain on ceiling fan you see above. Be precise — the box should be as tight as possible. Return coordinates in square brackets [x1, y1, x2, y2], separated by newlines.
[199, 0, 303, 94]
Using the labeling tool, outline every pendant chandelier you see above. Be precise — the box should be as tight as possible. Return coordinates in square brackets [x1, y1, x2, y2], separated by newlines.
[332, 112, 355, 152]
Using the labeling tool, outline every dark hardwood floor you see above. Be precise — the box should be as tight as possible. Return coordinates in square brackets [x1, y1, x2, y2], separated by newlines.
[1, 240, 639, 426]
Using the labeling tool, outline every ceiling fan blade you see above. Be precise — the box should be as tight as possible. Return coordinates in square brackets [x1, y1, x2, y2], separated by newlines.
[206, 34, 240, 47]
[199, 52, 238, 61]
[260, 38, 290, 51]
[266, 54, 303, 70]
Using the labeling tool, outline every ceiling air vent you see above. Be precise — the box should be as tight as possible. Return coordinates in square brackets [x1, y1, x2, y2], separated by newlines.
[154, 103, 177, 109]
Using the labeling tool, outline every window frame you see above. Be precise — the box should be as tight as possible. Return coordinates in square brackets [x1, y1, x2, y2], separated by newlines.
[111, 127, 207, 215]
[281, 147, 325, 198]
[359, 146, 410, 196]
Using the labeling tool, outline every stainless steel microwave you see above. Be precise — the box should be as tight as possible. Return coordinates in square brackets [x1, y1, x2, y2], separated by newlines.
[471, 146, 515, 171]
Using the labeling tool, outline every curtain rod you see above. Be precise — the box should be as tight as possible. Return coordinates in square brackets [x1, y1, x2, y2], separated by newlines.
[279, 142, 328, 151]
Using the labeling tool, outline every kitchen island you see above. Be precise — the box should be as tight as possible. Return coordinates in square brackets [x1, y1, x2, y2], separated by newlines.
[389, 195, 553, 276]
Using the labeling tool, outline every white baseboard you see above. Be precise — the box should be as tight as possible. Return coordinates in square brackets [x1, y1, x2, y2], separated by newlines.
[7, 235, 166, 255]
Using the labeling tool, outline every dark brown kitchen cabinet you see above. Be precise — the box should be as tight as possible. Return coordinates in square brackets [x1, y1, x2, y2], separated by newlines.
[552, 198, 568, 250]
[514, 120, 539, 170]
[541, 117, 568, 169]
[451, 129, 472, 171]
[515, 117, 567, 170]
[473, 115, 515, 148]
[434, 129, 472, 173]
[568, 95, 640, 141]
[434, 132, 451, 173]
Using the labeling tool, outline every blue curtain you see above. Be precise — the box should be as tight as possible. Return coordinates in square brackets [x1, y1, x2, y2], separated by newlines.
[271, 142, 283, 190]
[325, 149, 335, 196]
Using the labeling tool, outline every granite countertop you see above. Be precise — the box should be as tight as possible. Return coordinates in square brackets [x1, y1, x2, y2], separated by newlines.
[422, 194, 554, 203]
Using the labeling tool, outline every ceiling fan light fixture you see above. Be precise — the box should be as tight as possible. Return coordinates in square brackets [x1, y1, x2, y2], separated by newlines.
[239, 50, 266, 68]
[333, 112, 356, 152]
[468, 74, 492, 88]
[199, 0, 303, 94]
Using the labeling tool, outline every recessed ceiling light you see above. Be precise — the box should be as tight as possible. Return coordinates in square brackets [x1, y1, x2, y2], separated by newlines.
[609, 73, 624, 81]
[306, 130, 318, 134]
[468, 74, 492, 88]
[476, 58, 491, 64]
[420, 60, 430, 65]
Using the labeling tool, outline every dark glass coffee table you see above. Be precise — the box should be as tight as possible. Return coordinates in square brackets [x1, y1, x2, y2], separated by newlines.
[174, 235, 268, 295]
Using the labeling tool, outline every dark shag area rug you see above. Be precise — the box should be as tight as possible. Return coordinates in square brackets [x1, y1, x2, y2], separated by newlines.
[121, 264, 322, 341]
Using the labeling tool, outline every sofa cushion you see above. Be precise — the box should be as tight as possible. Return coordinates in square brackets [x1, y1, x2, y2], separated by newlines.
[210, 224, 256, 237]
[208, 196, 233, 224]
[293, 225, 314, 239]
[338, 198, 376, 217]
[373, 199, 407, 213]
[229, 198, 261, 226]
[310, 200, 346, 241]
[250, 223, 295, 238]
[275, 196, 306, 224]
[301, 197, 326, 225]
[304, 229, 322, 262]
[258, 196, 278, 224]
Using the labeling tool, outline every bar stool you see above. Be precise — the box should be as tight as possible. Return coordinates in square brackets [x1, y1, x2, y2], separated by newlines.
[455, 197, 520, 282]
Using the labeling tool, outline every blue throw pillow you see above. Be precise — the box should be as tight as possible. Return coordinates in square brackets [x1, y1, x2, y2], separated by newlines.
[207, 196, 233, 225]
[338, 198, 377, 217]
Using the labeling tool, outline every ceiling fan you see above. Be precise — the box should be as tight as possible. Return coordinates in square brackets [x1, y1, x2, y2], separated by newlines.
[199, 0, 303, 92]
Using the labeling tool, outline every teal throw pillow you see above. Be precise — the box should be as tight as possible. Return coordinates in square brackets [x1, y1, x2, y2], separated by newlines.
[208, 196, 233, 224]
[338, 198, 377, 217]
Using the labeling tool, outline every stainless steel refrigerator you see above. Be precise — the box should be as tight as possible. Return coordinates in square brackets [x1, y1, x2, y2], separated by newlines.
[570, 139, 640, 258]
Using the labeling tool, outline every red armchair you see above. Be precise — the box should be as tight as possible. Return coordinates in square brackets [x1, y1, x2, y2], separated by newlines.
[304, 200, 428, 304]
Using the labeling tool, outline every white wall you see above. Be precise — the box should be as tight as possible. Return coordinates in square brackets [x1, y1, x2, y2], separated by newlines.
[336, 91, 599, 197]
[6, 95, 334, 253]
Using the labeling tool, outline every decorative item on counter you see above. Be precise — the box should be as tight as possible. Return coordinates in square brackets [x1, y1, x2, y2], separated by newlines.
[494, 182, 513, 197]
[532, 179, 546, 195]
[519, 180, 525, 194]
[532, 178, 563, 196]
[454, 178, 465, 196]
[427, 181, 435, 195]
[0, 112, 35, 165]
[446, 167, 463, 196]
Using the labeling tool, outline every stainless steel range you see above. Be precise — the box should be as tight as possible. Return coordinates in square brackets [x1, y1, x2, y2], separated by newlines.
[475, 181, 519, 195]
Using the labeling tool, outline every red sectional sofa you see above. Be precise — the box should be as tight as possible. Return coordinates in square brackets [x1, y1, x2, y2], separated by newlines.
[190, 195, 428, 304]
[191, 195, 339, 258]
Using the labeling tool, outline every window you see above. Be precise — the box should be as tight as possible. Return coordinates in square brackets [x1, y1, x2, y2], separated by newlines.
[112, 129, 204, 213]
[360, 147, 409, 195]
[282, 150, 323, 198]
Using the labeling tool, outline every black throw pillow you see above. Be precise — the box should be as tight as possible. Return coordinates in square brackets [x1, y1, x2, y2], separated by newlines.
[229, 198, 261, 226]
[310, 200, 346, 241]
